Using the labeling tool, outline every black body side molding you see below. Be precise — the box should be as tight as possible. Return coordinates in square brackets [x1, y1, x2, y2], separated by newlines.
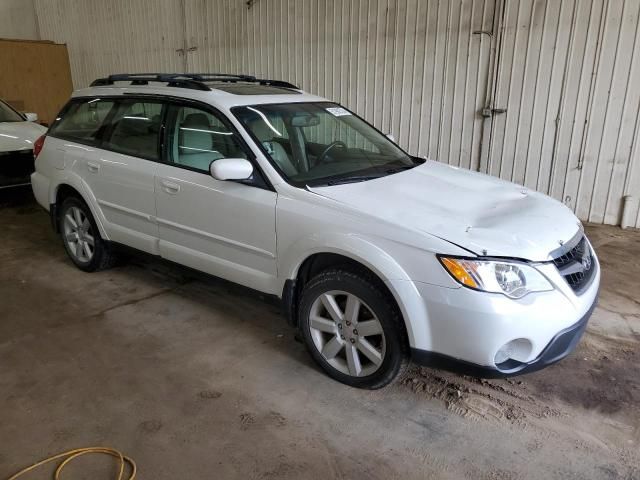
[282, 279, 298, 327]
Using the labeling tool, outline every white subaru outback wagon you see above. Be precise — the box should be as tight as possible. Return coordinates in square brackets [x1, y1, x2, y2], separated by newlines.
[32, 73, 599, 389]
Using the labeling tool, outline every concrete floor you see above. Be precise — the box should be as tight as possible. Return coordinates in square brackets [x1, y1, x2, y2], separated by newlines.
[1, 190, 639, 479]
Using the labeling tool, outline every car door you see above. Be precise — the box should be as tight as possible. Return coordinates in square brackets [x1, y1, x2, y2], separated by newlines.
[155, 102, 278, 294]
[86, 98, 164, 253]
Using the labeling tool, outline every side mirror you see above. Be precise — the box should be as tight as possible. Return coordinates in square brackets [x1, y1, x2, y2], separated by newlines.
[210, 158, 254, 181]
[386, 133, 396, 143]
[24, 112, 38, 122]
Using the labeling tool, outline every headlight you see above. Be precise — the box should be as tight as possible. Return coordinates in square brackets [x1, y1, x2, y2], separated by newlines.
[438, 257, 553, 298]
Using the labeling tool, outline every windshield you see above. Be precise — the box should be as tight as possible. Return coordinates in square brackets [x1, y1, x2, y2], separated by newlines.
[233, 102, 419, 186]
[0, 100, 24, 122]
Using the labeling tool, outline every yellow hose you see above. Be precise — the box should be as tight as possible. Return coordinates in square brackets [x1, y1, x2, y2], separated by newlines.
[6, 447, 136, 480]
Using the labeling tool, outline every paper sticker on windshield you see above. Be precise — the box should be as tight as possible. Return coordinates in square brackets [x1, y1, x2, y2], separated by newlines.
[326, 107, 351, 117]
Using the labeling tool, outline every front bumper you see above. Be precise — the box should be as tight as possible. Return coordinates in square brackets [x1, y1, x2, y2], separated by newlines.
[396, 248, 600, 377]
[411, 292, 598, 378]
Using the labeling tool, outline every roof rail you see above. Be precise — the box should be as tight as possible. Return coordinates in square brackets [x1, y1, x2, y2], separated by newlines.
[90, 73, 210, 91]
[90, 73, 299, 91]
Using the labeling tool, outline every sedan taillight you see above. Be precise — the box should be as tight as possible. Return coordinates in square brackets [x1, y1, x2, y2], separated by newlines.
[33, 135, 46, 158]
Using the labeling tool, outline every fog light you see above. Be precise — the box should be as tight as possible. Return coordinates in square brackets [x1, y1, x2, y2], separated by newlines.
[494, 339, 532, 364]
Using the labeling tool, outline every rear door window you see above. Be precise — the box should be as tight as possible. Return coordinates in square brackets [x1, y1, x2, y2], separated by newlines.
[102, 100, 164, 160]
[49, 98, 116, 144]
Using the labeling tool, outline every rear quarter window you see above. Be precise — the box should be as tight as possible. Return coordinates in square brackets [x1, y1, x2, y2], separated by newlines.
[49, 98, 116, 144]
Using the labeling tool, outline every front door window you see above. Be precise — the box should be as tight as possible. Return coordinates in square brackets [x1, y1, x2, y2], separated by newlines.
[167, 105, 247, 172]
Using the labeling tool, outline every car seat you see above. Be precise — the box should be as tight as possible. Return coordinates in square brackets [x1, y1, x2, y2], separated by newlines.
[177, 113, 224, 170]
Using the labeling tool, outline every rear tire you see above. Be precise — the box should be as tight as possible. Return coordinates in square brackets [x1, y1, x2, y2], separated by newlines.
[298, 268, 408, 389]
[59, 196, 116, 272]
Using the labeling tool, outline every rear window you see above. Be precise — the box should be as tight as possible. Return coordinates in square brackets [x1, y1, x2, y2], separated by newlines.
[50, 98, 164, 160]
[49, 98, 115, 144]
[102, 101, 164, 160]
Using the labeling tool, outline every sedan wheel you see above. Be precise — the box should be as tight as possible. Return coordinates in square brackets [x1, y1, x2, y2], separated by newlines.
[308, 290, 386, 378]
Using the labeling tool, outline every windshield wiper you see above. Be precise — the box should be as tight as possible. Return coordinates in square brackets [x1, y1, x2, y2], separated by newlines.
[324, 174, 383, 186]
[384, 165, 417, 174]
[308, 162, 418, 187]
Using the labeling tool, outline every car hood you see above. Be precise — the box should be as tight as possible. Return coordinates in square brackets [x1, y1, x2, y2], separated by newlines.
[308, 161, 581, 261]
[0, 122, 47, 152]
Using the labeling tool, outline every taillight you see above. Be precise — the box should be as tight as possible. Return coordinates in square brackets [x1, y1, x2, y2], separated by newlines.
[33, 135, 46, 158]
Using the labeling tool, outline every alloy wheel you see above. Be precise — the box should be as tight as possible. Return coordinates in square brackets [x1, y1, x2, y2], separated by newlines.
[63, 206, 95, 263]
[308, 290, 386, 377]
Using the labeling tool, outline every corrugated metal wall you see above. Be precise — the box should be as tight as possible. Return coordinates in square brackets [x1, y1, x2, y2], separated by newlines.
[25, 0, 640, 227]
[35, 0, 186, 87]
[0, 0, 39, 40]
[486, 0, 640, 227]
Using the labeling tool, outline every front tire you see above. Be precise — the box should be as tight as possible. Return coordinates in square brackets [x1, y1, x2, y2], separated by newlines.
[298, 268, 408, 389]
[59, 197, 116, 272]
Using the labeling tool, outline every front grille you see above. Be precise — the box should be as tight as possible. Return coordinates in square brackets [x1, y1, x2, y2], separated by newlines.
[552, 235, 595, 294]
[0, 150, 35, 187]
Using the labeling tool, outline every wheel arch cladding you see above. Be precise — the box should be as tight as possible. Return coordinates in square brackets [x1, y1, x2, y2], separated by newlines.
[51, 183, 83, 232]
[53, 181, 109, 240]
[283, 249, 424, 349]
[55, 183, 82, 204]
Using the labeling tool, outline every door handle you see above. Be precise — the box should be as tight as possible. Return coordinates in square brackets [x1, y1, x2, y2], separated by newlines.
[161, 180, 180, 194]
[87, 161, 100, 172]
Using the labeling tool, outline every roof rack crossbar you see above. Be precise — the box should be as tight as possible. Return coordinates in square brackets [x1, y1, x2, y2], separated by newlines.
[189, 73, 257, 81]
[255, 79, 299, 89]
[176, 73, 298, 89]
[90, 73, 300, 91]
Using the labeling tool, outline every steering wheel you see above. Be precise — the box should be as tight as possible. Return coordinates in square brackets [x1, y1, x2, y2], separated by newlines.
[317, 141, 347, 164]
